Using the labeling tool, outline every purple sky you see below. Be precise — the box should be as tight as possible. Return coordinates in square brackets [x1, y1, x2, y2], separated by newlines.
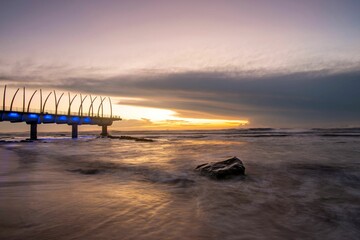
[1, 0, 360, 129]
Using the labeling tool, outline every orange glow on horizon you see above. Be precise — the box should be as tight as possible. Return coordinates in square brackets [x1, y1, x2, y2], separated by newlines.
[113, 103, 249, 130]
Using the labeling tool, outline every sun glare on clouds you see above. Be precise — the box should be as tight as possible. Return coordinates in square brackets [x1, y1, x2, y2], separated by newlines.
[113, 102, 249, 130]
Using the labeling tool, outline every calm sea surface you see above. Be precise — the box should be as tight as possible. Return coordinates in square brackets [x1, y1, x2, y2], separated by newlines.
[1, 129, 360, 240]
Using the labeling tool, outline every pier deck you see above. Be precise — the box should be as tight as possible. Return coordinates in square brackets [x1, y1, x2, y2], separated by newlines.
[1, 85, 122, 139]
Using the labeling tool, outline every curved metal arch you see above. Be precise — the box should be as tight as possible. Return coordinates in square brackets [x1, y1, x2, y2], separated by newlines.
[2, 85, 6, 111]
[42, 92, 53, 113]
[97, 96, 106, 117]
[54, 91, 64, 115]
[54, 90, 57, 112]
[40, 89, 43, 112]
[108, 97, 112, 118]
[68, 93, 77, 115]
[10, 88, 20, 111]
[78, 94, 88, 116]
[27, 90, 38, 113]
[22, 87, 25, 112]
[88, 95, 97, 117]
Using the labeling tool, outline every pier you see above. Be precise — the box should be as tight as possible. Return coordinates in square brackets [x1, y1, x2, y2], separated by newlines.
[0, 85, 121, 139]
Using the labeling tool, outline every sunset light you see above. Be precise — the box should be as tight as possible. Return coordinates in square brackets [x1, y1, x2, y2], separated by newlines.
[0, 1, 359, 240]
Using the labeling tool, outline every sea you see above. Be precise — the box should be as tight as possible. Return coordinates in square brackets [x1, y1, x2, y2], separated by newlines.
[0, 128, 360, 240]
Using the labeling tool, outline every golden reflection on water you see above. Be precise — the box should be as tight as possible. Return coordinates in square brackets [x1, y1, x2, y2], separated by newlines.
[87, 181, 203, 239]
[106, 139, 183, 167]
[109, 182, 169, 207]
[2, 134, 360, 240]
[182, 139, 247, 146]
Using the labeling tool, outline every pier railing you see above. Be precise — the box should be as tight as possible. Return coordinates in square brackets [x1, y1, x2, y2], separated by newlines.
[1, 85, 122, 139]
[1, 85, 120, 119]
[1, 106, 121, 119]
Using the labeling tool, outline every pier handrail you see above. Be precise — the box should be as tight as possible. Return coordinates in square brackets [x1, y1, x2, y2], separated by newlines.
[40, 89, 42, 112]
[68, 93, 78, 116]
[54, 91, 65, 115]
[2, 85, 6, 111]
[1, 85, 118, 119]
[27, 90, 38, 113]
[42, 92, 52, 113]
[10, 88, 20, 111]
[97, 96, 106, 117]
[2, 106, 121, 119]
[88, 95, 97, 117]
[108, 97, 112, 118]
[22, 87, 25, 112]
[78, 94, 88, 116]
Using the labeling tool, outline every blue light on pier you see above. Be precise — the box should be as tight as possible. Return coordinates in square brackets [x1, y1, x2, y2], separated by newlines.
[72, 116, 80, 123]
[83, 117, 91, 123]
[44, 114, 54, 120]
[58, 116, 67, 121]
[28, 114, 38, 119]
[7, 112, 22, 121]
[8, 112, 20, 118]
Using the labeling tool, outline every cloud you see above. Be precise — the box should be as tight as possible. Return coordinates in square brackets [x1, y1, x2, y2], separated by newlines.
[111, 118, 156, 130]
[1, 64, 360, 127]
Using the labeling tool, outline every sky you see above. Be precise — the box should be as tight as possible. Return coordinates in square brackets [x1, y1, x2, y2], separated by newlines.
[0, 0, 359, 131]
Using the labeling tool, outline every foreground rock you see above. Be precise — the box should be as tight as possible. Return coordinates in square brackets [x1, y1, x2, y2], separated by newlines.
[195, 157, 245, 179]
[68, 168, 100, 175]
[107, 135, 154, 142]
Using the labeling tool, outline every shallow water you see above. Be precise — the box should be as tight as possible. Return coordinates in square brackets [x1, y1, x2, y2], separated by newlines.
[0, 129, 360, 240]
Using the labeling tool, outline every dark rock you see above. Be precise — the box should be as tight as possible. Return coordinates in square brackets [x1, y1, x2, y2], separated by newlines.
[68, 168, 100, 175]
[195, 156, 245, 179]
[108, 135, 154, 142]
[134, 138, 154, 142]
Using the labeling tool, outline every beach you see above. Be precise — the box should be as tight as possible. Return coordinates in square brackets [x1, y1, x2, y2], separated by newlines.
[0, 129, 360, 240]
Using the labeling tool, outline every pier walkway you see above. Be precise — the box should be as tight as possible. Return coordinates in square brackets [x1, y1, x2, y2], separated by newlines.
[0, 85, 122, 139]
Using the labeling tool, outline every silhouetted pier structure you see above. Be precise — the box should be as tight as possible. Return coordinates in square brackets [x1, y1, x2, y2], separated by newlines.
[0, 85, 121, 139]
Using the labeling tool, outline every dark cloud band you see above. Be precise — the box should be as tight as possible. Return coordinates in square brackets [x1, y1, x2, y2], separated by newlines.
[1, 67, 360, 127]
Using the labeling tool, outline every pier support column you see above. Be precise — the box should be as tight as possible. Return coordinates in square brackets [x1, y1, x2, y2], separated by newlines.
[30, 123, 37, 140]
[101, 125, 108, 137]
[72, 124, 78, 139]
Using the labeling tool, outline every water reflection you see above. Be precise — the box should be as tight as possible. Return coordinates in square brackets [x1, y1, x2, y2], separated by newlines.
[1, 131, 360, 239]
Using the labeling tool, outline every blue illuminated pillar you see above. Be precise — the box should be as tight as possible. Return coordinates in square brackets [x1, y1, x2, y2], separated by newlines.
[72, 124, 78, 139]
[30, 123, 37, 140]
